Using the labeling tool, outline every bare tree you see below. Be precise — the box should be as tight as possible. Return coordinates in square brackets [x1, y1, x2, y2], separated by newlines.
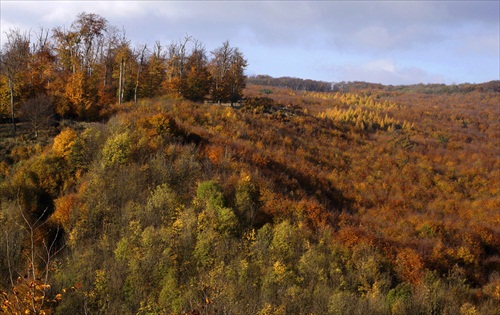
[115, 34, 132, 105]
[134, 44, 148, 104]
[165, 36, 191, 94]
[29, 27, 54, 96]
[71, 12, 108, 75]
[1, 195, 64, 314]
[209, 41, 233, 105]
[19, 94, 55, 138]
[209, 41, 247, 106]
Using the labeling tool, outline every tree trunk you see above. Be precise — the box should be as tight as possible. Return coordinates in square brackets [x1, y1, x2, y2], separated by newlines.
[118, 56, 123, 104]
[9, 78, 16, 134]
[134, 80, 138, 104]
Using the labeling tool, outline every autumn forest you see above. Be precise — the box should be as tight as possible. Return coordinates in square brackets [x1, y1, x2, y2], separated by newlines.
[1, 12, 499, 315]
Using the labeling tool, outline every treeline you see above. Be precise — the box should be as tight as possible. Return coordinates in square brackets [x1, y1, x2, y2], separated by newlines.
[248, 74, 500, 94]
[387, 81, 500, 94]
[0, 12, 247, 125]
[248, 75, 335, 92]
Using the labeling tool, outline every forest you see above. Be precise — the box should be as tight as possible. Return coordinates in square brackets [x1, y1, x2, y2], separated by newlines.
[1, 12, 499, 315]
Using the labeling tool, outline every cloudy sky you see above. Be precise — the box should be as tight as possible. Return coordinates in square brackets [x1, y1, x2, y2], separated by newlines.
[1, 1, 499, 85]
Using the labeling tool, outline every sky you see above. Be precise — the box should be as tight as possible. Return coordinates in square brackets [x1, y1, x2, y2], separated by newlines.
[1, 0, 499, 85]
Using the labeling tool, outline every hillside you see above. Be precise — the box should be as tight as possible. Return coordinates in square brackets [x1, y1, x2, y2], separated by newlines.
[0, 81, 499, 314]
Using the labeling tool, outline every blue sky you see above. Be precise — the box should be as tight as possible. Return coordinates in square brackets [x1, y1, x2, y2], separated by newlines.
[1, 1, 499, 85]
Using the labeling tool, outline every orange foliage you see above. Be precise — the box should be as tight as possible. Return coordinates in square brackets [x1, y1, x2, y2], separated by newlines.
[52, 128, 77, 159]
[395, 248, 425, 285]
[296, 198, 330, 230]
[206, 145, 225, 165]
[53, 193, 78, 228]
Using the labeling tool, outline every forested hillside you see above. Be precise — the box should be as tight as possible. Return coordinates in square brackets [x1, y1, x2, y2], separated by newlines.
[1, 12, 500, 315]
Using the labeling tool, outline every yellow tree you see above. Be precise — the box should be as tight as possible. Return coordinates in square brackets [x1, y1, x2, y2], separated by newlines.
[51, 13, 108, 119]
[144, 42, 166, 98]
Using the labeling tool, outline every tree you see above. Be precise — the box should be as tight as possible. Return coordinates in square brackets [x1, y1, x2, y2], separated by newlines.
[114, 38, 134, 104]
[209, 41, 247, 106]
[164, 36, 190, 95]
[227, 48, 247, 105]
[235, 173, 261, 228]
[143, 42, 166, 98]
[51, 12, 107, 77]
[0, 198, 63, 315]
[209, 41, 233, 105]
[19, 94, 55, 138]
[164, 37, 212, 102]
[64, 70, 91, 118]
[51, 13, 109, 119]
[0, 28, 31, 134]
[27, 27, 56, 98]
[51, 26, 80, 75]
[180, 41, 211, 102]
[71, 12, 107, 76]
[133, 44, 148, 104]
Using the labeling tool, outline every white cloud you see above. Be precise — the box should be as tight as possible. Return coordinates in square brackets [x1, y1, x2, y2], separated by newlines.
[334, 59, 448, 85]
[365, 59, 397, 73]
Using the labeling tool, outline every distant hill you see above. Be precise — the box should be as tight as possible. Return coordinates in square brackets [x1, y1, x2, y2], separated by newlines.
[248, 74, 500, 94]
